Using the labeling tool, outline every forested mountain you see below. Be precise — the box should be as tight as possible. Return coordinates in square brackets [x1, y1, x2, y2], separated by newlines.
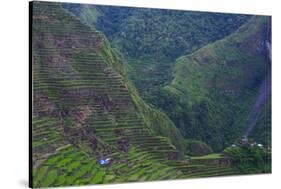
[63, 4, 251, 103]
[64, 4, 250, 60]
[30, 2, 271, 187]
[64, 4, 271, 152]
[163, 16, 271, 151]
[32, 2, 231, 187]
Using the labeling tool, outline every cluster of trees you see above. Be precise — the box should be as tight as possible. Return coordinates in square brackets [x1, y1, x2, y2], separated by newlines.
[145, 87, 244, 152]
[94, 7, 250, 61]
[224, 145, 271, 173]
[248, 98, 272, 147]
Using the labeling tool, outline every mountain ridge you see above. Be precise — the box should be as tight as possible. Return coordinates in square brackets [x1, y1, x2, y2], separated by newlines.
[163, 16, 271, 150]
[30, 2, 271, 187]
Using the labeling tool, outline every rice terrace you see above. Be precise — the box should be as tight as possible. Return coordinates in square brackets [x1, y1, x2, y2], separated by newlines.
[30, 1, 272, 187]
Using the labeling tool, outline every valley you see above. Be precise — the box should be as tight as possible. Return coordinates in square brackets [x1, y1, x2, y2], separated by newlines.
[31, 1, 271, 187]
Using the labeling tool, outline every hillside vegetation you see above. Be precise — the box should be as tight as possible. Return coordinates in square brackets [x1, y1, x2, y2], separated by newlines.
[161, 16, 271, 151]
[64, 1, 271, 155]
[31, 2, 246, 187]
[32, 2, 185, 187]
[31, 2, 271, 187]
[64, 4, 250, 103]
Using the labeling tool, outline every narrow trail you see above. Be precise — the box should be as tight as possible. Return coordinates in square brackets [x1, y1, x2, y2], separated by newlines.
[243, 41, 271, 138]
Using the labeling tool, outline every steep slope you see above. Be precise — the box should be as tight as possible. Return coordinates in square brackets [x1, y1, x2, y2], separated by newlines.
[63, 4, 250, 106]
[243, 70, 271, 138]
[245, 41, 271, 145]
[31, 2, 185, 187]
[162, 16, 271, 151]
[89, 6, 250, 61]
[62, 3, 256, 154]
[31, 2, 244, 187]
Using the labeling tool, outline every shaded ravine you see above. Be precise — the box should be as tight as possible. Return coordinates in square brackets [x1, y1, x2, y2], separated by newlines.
[243, 41, 271, 138]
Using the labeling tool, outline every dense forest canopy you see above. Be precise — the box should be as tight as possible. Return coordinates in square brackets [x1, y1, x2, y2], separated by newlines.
[64, 4, 251, 60]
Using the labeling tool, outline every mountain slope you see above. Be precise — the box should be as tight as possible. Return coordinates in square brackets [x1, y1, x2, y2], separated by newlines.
[30, 2, 269, 187]
[32, 2, 241, 187]
[161, 16, 271, 151]
[92, 6, 250, 61]
[31, 2, 189, 187]
[63, 4, 251, 106]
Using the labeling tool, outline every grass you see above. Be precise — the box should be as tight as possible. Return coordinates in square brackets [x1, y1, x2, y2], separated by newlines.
[33, 166, 49, 186]
[41, 169, 58, 187]
[67, 161, 81, 172]
[191, 153, 222, 160]
[90, 171, 105, 184]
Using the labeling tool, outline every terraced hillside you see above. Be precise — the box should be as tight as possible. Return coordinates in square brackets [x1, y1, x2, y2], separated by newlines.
[31, 2, 243, 188]
[63, 4, 251, 106]
[62, 1, 271, 153]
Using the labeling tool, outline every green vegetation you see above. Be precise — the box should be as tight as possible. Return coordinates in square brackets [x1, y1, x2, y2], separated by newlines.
[249, 97, 271, 147]
[127, 82, 187, 154]
[224, 145, 271, 174]
[160, 16, 271, 151]
[185, 140, 213, 156]
[64, 4, 251, 113]
[41, 169, 58, 186]
[31, 1, 271, 187]
[191, 153, 222, 160]
[91, 6, 250, 60]
[66, 4, 271, 153]
[64, 4, 271, 154]
[32, 2, 203, 187]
